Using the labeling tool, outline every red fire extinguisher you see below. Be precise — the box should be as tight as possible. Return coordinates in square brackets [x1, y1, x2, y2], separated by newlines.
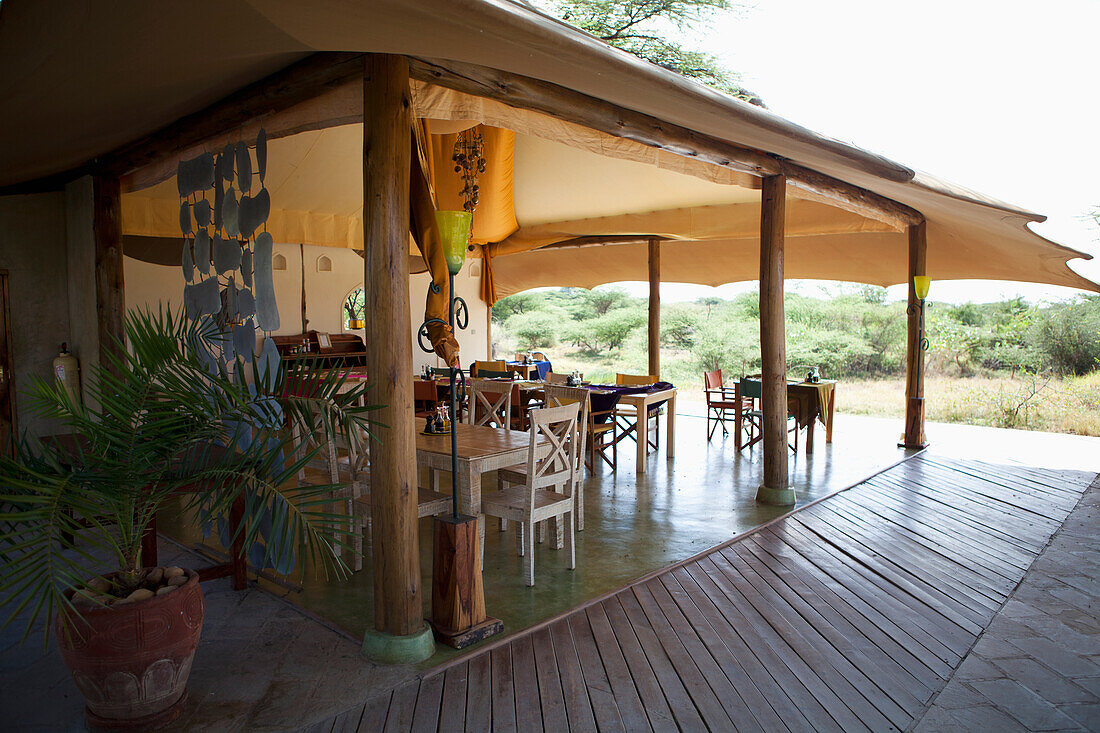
[53, 343, 81, 405]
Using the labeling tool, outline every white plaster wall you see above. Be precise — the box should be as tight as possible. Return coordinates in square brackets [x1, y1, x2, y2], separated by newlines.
[301, 244, 363, 335]
[123, 242, 489, 365]
[271, 242, 304, 336]
[124, 256, 184, 316]
[0, 192, 70, 438]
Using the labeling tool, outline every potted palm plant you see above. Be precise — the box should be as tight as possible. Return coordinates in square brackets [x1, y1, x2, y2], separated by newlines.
[0, 308, 374, 729]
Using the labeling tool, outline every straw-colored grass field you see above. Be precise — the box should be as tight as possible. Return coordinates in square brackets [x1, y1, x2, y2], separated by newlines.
[542, 346, 1100, 436]
[839, 373, 1100, 436]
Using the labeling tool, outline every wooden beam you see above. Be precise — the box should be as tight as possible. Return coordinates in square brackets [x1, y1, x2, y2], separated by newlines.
[406, 57, 923, 230]
[363, 54, 423, 638]
[5, 50, 924, 239]
[406, 57, 778, 180]
[541, 235, 667, 250]
[300, 244, 308, 333]
[756, 175, 791, 503]
[776, 159, 923, 230]
[648, 238, 660, 378]
[903, 220, 928, 448]
[1, 53, 366, 194]
[107, 53, 365, 179]
[93, 174, 124, 374]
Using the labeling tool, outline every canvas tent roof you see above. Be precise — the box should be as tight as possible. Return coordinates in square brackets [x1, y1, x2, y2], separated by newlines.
[0, 0, 1095, 296]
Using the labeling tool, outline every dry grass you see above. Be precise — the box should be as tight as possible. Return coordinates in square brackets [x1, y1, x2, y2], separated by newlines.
[521, 343, 1100, 436]
[840, 373, 1100, 436]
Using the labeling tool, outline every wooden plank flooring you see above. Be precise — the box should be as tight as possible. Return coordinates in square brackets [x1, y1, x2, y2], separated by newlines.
[322, 454, 1095, 731]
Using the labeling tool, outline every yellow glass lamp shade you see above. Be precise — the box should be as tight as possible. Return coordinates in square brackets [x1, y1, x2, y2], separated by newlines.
[913, 275, 931, 300]
[436, 210, 473, 275]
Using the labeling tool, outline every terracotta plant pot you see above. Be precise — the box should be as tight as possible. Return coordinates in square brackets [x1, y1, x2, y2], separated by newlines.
[56, 569, 204, 729]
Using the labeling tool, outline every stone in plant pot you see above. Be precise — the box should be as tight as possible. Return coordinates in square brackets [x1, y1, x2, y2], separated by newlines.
[55, 569, 204, 729]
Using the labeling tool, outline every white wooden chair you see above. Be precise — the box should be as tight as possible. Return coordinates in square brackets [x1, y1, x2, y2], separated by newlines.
[295, 403, 450, 573]
[483, 402, 580, 586]
[542, 384, 590, 530]
[467, 379, 513, 428]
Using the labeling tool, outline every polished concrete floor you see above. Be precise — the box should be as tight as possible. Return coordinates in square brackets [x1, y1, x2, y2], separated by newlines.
[213, 410, 920, 666]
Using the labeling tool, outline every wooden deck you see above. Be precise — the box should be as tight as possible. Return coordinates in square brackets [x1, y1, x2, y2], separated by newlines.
[320, 454, 1095, 732]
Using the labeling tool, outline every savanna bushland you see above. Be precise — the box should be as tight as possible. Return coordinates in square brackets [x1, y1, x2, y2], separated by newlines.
[491, 285, 1100, 436]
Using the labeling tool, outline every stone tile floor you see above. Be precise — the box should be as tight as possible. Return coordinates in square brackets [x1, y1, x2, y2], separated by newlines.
[912, 475, 1100, 732]
[0, 539, 414, 732]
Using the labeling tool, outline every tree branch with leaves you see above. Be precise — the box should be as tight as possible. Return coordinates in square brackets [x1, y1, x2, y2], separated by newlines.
[547, 0, 764, 105]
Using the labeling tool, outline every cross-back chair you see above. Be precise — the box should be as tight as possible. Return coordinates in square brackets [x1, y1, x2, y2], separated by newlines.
[483, 402, 581, 586]
[467, 379, 513, 428]
[542, 384, 590, 529]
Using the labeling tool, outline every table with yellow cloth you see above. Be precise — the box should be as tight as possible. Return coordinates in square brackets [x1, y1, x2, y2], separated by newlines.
[786, 379, 837, 454]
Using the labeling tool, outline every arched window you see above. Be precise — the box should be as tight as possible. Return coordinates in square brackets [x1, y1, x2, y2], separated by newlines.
[343, 287, 365, 329]
[317, 255, 332, 272]
[272, 253, 287, 271]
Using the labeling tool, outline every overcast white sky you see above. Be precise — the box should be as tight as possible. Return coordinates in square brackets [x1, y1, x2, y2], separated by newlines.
[616, 0, 1100, 304]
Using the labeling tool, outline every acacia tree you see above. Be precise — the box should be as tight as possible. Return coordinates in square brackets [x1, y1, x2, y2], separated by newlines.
[547, 0, 764, 105]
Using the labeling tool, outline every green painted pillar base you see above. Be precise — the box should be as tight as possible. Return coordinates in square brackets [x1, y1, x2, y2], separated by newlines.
[756, 485, 796, 506]
[361, 623, 436, 665]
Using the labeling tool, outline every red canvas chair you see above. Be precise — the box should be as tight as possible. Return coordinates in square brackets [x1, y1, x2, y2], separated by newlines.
[703, 369, 752, 441]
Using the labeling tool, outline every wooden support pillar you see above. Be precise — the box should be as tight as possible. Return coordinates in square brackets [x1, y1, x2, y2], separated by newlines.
[903, 220, 929, 448]
[360, 54, 434, 663]
[756, 175, 793, 505]
[92, 175, 124, 374]
[648, 238, 660, 378]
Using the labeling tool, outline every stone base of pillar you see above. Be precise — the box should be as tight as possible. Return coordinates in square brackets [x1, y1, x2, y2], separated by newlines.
[756, 485, 796, 506]
[361, 623, 436, 665]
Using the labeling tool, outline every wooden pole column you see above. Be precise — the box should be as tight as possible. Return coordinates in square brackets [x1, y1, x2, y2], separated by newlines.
[360, 54, 434, 664]
[902, 220, 929, 448]
[93, 174, 124, 375]
[648, 238, 660, 378]
[756, 175, 793, 505]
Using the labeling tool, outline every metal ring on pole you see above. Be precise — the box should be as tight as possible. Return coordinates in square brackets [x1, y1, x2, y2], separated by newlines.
[454, 297, 469, 330]
[417, 318, 446, 354]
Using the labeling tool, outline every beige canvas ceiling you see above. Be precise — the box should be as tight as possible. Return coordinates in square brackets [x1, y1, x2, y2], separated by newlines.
[1, 0, 1095, 296]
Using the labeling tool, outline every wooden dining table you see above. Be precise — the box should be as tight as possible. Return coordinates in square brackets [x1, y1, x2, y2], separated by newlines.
[613, 387, 677, 474]
[416, 423, 550, 564]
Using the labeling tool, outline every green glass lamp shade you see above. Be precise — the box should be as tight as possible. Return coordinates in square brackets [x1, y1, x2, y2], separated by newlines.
[913, 275, 931, 300]
[436, 210, 472, 275]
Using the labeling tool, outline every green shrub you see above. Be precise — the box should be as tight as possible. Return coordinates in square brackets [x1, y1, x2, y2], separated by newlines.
[786, 326, 875, 378]
[661, 305, 699, 348]
[504, 311, 560, 349]
[692, 319, 759, 374]
[564, 309, 645, 352]
[491, 291, 543, 324]
[1030, 297, 1100, 375]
